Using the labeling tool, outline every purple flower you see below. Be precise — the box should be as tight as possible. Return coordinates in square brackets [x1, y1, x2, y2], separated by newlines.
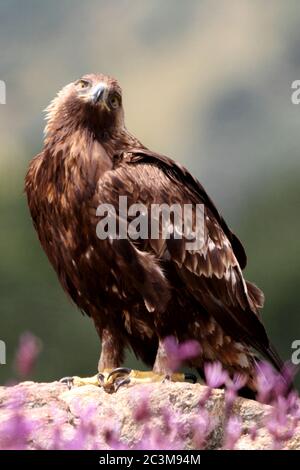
[0, 391, 34, 450]
[225, 373, 247, 412]
[256, 362, 277, 403]
[256, 361, 297, 404]
[249, 424, 258, 441]
[192, 409, 211, 449]
[224, 387, 237, 412]
[163, 336, 201, 372]
[265, 391, 299, 449]
[136, 405, 185, 450]
[14, 332, 42, 378]
[0, 412, 34, 450]
[204, 362, 228, 389]
[223, 416, 242, 450]
[131, 388, 151, 422]
[226, 373, 247, 392]
[287, 391, 300, 419]
[103, 426, 126, 450]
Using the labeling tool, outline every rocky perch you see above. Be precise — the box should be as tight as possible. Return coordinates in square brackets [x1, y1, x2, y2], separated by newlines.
[0, 381, 299, 450]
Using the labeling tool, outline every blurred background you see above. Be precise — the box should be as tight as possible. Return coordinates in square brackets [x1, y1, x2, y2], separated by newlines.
[0, 0, 299, 386]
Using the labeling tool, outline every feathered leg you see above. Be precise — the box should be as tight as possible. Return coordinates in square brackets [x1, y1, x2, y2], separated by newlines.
[60, 327, 125, 389]
[98, 328, 125, 371]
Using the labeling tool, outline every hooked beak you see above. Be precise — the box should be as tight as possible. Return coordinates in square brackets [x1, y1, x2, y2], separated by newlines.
[90, 82, 109, 106]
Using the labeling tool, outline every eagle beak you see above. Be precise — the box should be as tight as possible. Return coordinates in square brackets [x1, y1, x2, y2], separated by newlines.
[90, 82, 109, 107]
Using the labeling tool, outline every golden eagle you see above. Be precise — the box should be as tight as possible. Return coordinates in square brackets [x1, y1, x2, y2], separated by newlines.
[25, 73, 282, 396]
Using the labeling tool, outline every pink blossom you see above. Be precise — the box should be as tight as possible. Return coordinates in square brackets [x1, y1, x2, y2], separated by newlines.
[256, 361, 297, 405]
[223, 416, 242, 450]
[192, 409, 211, 449]
[204, 362, 228, 389]
[249, 424, 258, 441]
[131, 388, 151, 422]
[163, 336, 201, 371]
[225, 373, 247, 412]
[14, 332, 42, 378]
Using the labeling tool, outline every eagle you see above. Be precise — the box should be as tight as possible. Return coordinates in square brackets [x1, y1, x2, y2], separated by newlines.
[25, 73, 283, 397]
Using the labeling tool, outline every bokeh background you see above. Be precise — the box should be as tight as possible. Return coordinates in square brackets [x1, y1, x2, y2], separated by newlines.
[0, 0, 299, 386]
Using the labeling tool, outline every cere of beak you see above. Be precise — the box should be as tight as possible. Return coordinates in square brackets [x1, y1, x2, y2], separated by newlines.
[91, 82, 108, 105]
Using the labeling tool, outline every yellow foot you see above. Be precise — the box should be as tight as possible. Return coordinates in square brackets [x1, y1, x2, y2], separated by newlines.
[59, 373, 100, 389]
[60, 368, 197, 393]
[99, 368, 197, 393]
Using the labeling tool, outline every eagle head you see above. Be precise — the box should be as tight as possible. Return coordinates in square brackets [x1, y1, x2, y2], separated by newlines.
[44, 73, 124, 138]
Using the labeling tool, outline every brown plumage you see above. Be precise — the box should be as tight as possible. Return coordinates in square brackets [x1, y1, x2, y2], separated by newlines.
[25, 73, 282, 396]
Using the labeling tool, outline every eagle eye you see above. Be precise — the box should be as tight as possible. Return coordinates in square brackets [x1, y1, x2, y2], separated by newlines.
[76, 79, 91, 90]
[109, 93, 120, 109]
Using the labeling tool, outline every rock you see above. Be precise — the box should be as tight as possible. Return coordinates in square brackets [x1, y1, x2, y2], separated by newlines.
[0, 381, 299, 449]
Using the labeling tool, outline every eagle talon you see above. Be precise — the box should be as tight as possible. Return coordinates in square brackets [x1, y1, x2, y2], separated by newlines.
[59, 374, 100, 388]
[103, 369, 197, 391]
[106, 367, 132, 381]
[162, 374, 171, 383]
[97, 373, 105, 385]
[59, 376, 74, 389]
[114, 377, 131, 392]
[184, 373, 197, 384]
[102, 367, 132, 393]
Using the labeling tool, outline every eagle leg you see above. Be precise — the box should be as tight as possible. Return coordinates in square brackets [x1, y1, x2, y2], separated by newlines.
[59, 328, 126, 390]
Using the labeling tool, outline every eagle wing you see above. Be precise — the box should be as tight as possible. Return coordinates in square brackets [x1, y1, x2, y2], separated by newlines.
[94, 148, 282, 370]
[122, 148, 247, 270]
